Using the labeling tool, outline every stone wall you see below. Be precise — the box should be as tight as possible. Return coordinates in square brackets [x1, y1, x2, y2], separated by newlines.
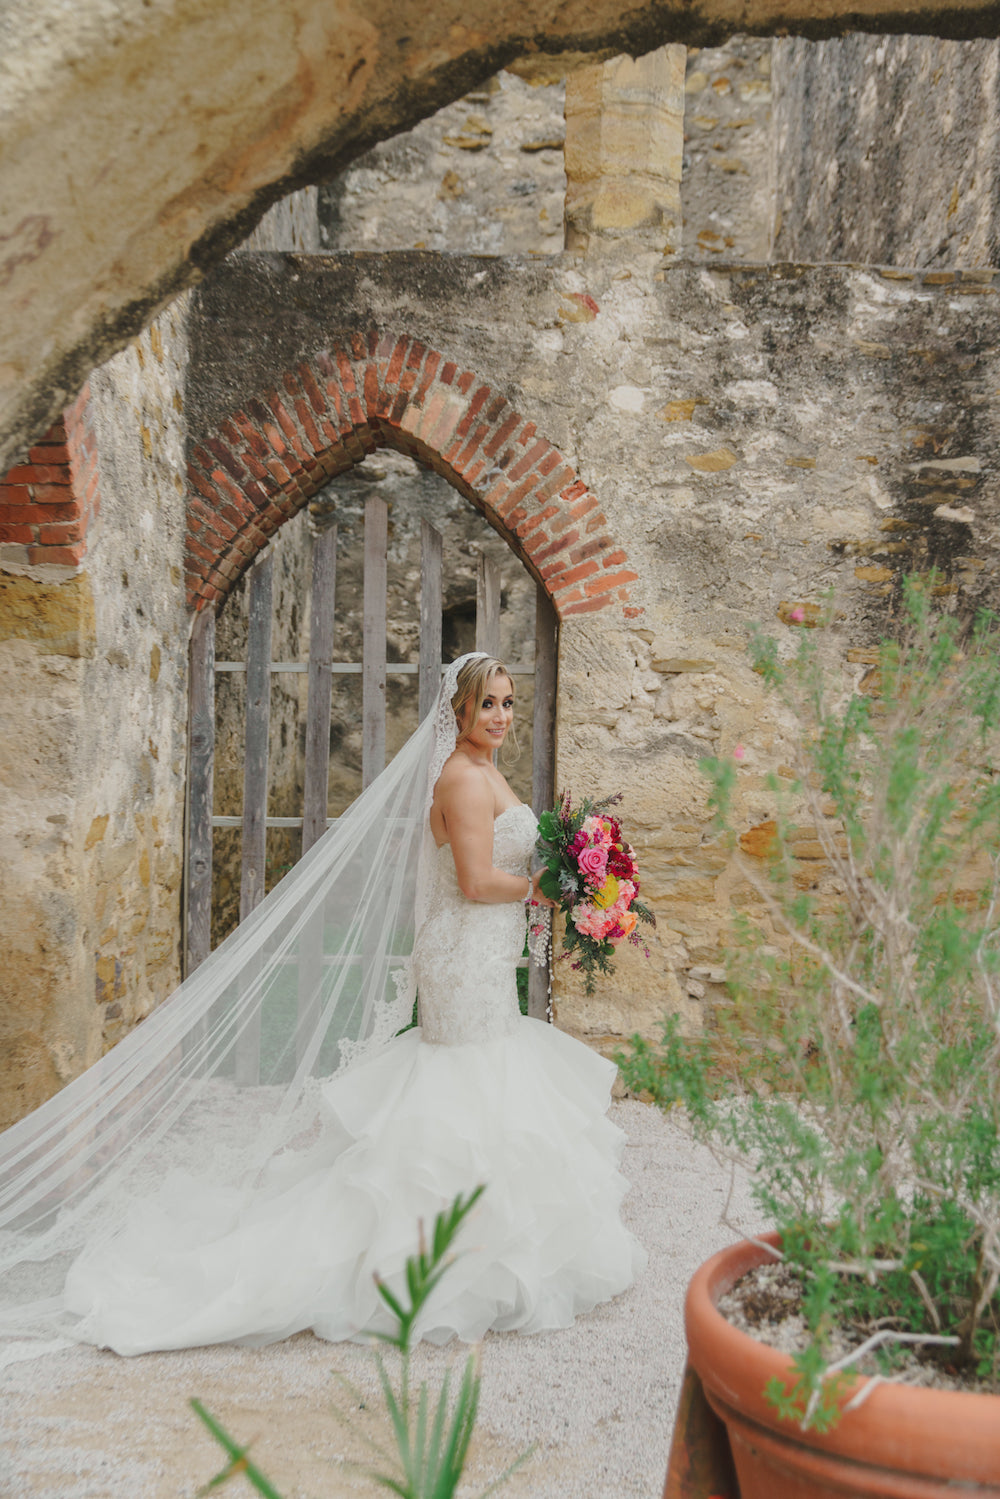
[7, 35, 1000, 1128]
[185, 250, 1000, 1057]
[0, 301, 190, 1128]
[682, 39, 774, 261]
[319, 71, 567, 256]
[7, 0, 1000, 481]
[772, 36, 1000, 266]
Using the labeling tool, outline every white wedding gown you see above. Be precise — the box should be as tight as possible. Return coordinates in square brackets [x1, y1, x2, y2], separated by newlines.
[63, 805, 646, 1353]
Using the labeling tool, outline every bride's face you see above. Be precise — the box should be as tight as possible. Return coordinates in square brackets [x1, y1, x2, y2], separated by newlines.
[459, 672, 514, 753]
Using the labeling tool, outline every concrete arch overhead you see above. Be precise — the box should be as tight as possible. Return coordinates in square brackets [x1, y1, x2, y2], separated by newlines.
[185, 331, 638, 621]
[5, 2, 999, 477]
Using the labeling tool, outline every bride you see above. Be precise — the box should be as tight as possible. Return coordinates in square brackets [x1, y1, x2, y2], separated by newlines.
[0, 653, 645, 1359]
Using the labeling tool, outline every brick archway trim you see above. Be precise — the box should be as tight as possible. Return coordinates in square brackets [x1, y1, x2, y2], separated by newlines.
[185, 331, 639, 621]
[0, 385, 100, 576]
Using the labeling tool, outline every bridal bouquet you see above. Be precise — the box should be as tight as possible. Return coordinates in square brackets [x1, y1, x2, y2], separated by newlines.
[533, 792, 654, 994]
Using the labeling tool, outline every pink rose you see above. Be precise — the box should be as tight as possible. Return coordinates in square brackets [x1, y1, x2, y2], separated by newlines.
[578, 845, 608, 880]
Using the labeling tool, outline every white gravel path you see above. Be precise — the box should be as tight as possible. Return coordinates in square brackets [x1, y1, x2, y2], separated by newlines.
[0, 1101, 761, 1499]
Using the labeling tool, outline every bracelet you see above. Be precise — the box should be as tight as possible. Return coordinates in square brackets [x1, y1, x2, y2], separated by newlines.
[522, 876, 533, 906]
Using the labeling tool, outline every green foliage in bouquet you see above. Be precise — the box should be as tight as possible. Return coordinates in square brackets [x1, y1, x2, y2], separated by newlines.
[535, 792, 654, 995]
[619, 580, 1000, 1429]
[192, 1187, 531, 1498]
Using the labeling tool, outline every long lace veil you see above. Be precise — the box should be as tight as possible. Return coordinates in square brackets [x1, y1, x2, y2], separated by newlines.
[0, 652, 487, 1364]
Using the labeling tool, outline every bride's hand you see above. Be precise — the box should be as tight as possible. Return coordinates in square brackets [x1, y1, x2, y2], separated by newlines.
[529, 870, 556, 909]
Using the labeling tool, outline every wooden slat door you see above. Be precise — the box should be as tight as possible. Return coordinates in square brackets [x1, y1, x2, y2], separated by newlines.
[234, 549, 273, 1084]
[362, 496, 388, 789]
[184, 504, 559, 1076]
[239, 551, 274, 921]
[418, 520, 443, 723]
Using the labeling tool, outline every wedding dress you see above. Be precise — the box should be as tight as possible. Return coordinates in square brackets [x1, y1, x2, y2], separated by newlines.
[0, 654, 644, 1360]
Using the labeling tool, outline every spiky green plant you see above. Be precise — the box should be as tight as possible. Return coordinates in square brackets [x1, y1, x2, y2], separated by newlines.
[620, 579, 1000, 1429]
[192, 1186, 532, 1497]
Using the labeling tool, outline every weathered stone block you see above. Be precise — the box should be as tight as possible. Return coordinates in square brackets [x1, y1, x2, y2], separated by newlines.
[0, 573, 96, 657]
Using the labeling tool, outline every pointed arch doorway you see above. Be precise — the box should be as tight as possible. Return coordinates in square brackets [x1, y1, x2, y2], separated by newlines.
[182, 331, 639, 1029]
[185, 479, 557, 1022]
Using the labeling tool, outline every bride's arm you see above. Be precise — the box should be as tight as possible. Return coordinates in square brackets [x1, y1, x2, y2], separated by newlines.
[439, 774, 548, 906]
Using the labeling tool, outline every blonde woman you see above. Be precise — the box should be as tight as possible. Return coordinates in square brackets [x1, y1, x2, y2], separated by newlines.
[10, 655, 645, 1358]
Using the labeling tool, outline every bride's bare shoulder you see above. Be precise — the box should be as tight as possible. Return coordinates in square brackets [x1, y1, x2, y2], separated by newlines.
[434, 753, 491, 813]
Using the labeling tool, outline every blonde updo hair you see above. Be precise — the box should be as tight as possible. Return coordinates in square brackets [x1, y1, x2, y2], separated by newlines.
[452, 655, 520, 764]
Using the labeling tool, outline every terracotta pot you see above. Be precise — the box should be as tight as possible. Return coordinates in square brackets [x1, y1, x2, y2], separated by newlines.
[664, 1233, 1000, 1499]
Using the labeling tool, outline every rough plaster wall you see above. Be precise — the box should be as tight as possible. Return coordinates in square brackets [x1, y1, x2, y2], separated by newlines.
[772, 35, 1000, 266]
[189, 251, 1000, 1053]
[548, 260, 1000, 1047]
[0, 303, 189, 1127]
[318, 71, 567, 256]
[681, 39, 775, 261]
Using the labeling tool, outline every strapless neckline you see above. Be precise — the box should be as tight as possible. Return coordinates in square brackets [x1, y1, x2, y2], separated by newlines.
[494, 803, 527, 824]
[434, 803, 532, 855]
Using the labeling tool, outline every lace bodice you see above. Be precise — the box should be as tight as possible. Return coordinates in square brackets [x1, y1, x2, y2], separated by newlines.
[413, 804, 537, 1046]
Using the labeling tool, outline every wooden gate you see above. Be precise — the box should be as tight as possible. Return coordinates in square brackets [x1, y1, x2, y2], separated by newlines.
[185, 494, 557, 1021]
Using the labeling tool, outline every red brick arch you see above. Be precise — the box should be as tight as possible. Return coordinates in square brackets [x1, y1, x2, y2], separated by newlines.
[0, 385, 100, 574]
[185, 331, 638, 620]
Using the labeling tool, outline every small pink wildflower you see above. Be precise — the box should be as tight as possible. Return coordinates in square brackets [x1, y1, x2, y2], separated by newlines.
[789, 606, 805, 624]
[733, 744, 745, 761]
[582, 815, 613, 848]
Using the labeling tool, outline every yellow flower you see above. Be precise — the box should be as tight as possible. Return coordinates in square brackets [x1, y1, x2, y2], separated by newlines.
[593, 874, 619, 910]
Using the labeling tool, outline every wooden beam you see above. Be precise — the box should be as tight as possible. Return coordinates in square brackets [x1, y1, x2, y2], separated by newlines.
[236, 548, 273, 1085]
[529, 582, 559, 1022]
[418, 520, 443, 723]
[302, 524, 337, 855]
[240, 550, 274, 920]
[532, 582, 558, 815]
[362, 495, 388, 788]
[475, 551, 501, 657]
[185, 608, 216, 978]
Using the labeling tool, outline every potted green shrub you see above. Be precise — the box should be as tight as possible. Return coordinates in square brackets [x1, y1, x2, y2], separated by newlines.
[620, 581, 1000, 1497]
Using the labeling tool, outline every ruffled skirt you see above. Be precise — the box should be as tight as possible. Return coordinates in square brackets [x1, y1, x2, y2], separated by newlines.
[65, 1018, 646, 1354]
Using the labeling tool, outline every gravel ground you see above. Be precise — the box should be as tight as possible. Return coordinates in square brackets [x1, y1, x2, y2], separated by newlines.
[0, 1101, 760, 1499]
